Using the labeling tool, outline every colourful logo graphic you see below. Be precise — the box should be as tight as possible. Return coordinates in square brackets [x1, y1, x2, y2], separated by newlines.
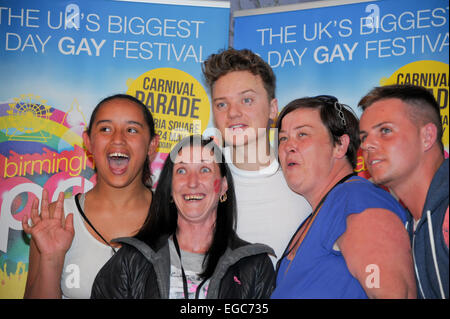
[5, 94, 53, 142]
[0, 94, 95, 298]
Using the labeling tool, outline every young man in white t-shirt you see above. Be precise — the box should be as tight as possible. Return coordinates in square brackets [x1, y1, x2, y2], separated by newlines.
[202, 48, 311, 265]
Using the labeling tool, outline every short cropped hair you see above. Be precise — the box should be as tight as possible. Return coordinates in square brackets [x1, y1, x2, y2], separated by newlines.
[358, 84, 444, 154]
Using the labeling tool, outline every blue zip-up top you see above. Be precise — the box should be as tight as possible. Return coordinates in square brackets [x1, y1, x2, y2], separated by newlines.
[407, 158, 449, 299]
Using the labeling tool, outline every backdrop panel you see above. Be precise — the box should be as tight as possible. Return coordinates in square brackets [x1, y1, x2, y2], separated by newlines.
[0, 0, 229, 298]
[234, 0, 449, 167]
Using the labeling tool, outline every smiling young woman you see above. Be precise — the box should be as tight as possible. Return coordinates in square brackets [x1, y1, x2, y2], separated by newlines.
[22, 94, 159, 299]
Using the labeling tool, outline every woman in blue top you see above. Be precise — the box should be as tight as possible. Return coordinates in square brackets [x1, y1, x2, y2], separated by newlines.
[272, 96, 416, 299]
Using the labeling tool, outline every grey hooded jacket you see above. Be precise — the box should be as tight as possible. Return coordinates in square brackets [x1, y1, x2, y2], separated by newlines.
[91, 235, 275, 299]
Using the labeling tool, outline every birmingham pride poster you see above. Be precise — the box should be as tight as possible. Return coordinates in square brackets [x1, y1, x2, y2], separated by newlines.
[0, 0, 229, 298]
[234, 0, 449, 175]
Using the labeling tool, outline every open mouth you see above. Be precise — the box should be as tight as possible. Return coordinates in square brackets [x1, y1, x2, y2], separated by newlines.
[369, 159, 382, 167]
[287, 162, 297, 167]
[108, 152, 130, 174]
[228, 124, 248, 132]
[285, 159, 299, 167]
[183, 194, 205, 201]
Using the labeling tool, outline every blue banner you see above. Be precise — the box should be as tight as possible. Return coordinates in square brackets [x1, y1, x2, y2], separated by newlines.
[234, 0, 449, 159]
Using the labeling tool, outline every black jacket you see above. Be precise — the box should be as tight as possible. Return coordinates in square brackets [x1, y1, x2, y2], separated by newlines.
[91, 235, 275, 299]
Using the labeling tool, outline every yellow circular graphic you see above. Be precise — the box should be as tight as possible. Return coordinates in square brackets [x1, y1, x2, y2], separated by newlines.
[381, 60, 449, 153]
[127, 68, 210, 154]
[6, 94, 52, 134]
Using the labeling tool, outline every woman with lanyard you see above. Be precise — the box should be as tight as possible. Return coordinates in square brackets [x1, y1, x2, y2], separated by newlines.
[271, 96, 416, 298]
[22, 94, 159, 298]
[91, 135, 275, 299]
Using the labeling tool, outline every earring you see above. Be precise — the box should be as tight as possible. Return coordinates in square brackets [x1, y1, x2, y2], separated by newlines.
[219, 192, 227, 203]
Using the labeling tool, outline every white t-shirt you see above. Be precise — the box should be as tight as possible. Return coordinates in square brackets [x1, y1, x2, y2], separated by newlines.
[61, 194, 116, 299]
[224, 147, 312, 265]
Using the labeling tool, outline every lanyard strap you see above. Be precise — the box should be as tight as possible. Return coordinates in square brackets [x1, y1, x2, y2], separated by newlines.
[75, 193, 116, 254]
[172, 234, 208, 299]
[276, 172, 356, 276]
[310, 172, 357, 221]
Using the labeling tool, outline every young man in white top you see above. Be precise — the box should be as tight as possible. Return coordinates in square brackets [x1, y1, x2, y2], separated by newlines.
[202, 48, 311, 265]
